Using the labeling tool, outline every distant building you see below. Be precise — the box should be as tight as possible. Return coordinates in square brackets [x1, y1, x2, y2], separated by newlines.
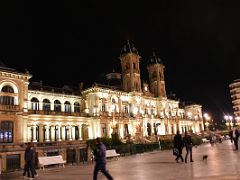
[229, 79, 240, 117]
[0, 41, 203, 172]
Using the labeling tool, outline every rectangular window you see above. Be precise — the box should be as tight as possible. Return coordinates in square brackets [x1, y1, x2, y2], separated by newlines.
[0, 121, 13, 143]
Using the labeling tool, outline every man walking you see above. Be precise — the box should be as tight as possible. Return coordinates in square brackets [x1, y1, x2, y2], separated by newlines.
[23, 143, 31, 179]
[173, 130, 184, 163]
[23, 142, 36, 179]
[230, 127, 239, 150]
[93, 137, 113, 180]
[183, 131, 194, 163]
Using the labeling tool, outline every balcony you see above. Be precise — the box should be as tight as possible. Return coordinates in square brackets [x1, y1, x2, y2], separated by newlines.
[99, 111, 109, 117]
[28, 110, 82, 116]
[0, 104, 20, 111]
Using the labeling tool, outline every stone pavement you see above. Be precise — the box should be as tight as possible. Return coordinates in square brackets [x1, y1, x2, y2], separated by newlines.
[1, 139, 240, 180]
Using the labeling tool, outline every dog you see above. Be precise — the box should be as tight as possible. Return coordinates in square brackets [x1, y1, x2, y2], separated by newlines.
[202, 155, 208, 161]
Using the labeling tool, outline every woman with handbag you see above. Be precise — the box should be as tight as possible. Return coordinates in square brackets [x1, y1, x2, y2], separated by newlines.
[173, 130, 184, 163]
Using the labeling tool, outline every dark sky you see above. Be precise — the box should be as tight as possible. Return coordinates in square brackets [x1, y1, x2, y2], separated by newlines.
[1, 1, 240, 121]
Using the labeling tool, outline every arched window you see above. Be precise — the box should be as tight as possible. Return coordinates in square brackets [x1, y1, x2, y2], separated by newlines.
[31, 97, 39, 111]
[43, 99, 51, 111]
[0, 85, 14, 105]
[2, 86, 14, 93]
[64, 101, 71, 112]
[74, 102, 80, 113]
[0, 121, 13, 143]
[54, 100, 61, 112]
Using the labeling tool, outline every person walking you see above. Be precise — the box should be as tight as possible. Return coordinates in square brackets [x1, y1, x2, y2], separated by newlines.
[30, 142, 38, 178]
[23, 143, 31, 179]
[183, 131, 194, 163]
[23, 142, 37, 179]
[230, 127, 239, 150]
[93, 137, 113, 180]
[173, 130, 184, 163]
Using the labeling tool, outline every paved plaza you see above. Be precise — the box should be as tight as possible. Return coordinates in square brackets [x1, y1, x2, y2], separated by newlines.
[1, 140, 240, 180]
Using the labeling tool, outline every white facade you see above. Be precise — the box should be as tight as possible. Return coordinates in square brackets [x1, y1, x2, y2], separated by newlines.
[0, 42, 204, 144]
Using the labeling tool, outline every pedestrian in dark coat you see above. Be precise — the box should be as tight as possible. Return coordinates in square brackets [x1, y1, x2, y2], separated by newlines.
[173, 130, 184, 163]
[230, 127, 239, 150]
[93, 137, 113, 180]
[23, 142, 36, 179]
[23, 143, 31, 178]
[183, 132, 194, 163]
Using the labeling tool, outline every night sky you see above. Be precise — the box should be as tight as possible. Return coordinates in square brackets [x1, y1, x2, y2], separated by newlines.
[1, 1, 240, 122]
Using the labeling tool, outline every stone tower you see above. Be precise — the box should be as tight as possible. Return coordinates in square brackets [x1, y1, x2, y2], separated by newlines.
[147, 51, 166, 97]
[120, 40, 141, 92]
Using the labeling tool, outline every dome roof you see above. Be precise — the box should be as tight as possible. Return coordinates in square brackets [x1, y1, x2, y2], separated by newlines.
[147, 51, 163, 65]
[106, 70, 122, 88]
[120, 40, 138, 57]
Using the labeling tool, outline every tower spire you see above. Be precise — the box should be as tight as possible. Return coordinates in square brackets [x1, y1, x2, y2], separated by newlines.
[147, 51, 166, 97]
[120, 41, 141, 92]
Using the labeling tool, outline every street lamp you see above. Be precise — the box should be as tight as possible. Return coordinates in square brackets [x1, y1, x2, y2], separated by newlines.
[110, 105, 117, 135]
[236, 117, 240, 127]
[224, 115, 233, 130]
[155, 123, 161, 150]
[203, 113, 210, 131]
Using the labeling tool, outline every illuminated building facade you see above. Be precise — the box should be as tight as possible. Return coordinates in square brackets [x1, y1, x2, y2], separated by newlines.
[0, 42, 204, 172]
[229, 79, 240, 117]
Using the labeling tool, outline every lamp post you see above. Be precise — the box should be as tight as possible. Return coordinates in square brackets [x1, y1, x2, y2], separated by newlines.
[203, 113, 210, 131]
[155, 123, 161, 150]
[236, 117, 240, 127]
[110, 105, 117, 136]
[224, 115, 233, 130]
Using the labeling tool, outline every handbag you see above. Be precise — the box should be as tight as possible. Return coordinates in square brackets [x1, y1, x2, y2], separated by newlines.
[173, 148, 179, 156]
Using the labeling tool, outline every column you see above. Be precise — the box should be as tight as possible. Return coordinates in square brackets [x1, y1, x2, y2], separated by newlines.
[69, 125, 72, 140]
[57, 125, 61, 141]
[45, 125, 50, 142]
[143, 121, 148, 136]
[50, 102, 54, 111]
[51, 126, 55, 141]
[108, 123, 112, 137]
[32, 125, 37, 142]
[151, 120, 154, 136]
[39, 101, 43, 111]
[39, 124, 43, 142]
[71, 104, 74, 113]
[128, 122, 133, 137]
[88, 126, 93, 139]
[27, 126, 31, 142]
[61, 103, 64, 112]
[119, 123, 124, 138]
[62, 126, 65, 141]
[72, 126, 75, 140]
[78, 124, 82, 140]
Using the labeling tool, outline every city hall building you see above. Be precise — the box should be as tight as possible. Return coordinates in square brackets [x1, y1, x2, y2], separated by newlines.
[0, 41, 204, 172]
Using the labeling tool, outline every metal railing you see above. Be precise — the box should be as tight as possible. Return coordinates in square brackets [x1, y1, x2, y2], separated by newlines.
[0, 104, 19, 111]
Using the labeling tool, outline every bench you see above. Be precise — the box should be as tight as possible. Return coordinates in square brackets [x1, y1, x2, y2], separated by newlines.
[38, 155, 66, 170]
[106, 149, 120, 159]
[202, 138, 210, 143]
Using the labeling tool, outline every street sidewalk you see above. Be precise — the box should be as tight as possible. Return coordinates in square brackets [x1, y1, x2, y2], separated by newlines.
[1, 139, 240, 180]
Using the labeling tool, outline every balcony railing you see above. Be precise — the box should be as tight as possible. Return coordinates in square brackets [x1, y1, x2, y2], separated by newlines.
[28, 110, 83, 116]
[0, 104, 20, 111]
